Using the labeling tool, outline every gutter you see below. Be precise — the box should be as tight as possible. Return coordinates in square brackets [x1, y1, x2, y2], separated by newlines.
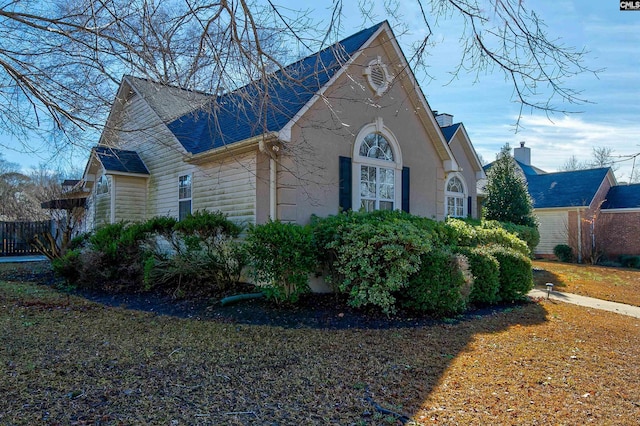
[184, 132, 278, 165]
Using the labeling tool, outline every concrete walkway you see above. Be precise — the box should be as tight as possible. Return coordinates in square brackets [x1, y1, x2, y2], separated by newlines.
[528, 288, 640, 319]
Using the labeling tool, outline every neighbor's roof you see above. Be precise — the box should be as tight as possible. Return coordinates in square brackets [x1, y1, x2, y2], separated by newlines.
[167, 22, 385, 155]
[483, 159, 545, 176]
[94, 146, 150, 175]
[602, 183, 640, 209]
[440, 123, 461, 143]
[526, 167, 610, 209]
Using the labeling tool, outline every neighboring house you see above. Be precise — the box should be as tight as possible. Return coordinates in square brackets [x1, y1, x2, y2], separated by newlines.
[79, 21, 485, 234]
[485, 142, 640, 261]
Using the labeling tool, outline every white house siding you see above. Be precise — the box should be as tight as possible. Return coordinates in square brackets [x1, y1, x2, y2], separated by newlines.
[113, 176, 147, 223]
[106, 88, 190, 219]
[535, 209, 569, 255]
[93, 192, 111, 228]
[193, 153, 257, 225]
[103, 88, 257, 225]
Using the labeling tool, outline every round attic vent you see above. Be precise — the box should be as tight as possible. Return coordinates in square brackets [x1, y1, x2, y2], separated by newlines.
[364, 57, 391, 96]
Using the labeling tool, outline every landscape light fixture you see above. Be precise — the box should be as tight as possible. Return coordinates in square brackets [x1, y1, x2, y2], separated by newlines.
[546, 283, 554, 299]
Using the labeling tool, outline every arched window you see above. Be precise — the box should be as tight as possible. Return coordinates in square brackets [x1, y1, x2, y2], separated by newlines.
[352, 118, 402, 212]
[445, 174, 466, 217]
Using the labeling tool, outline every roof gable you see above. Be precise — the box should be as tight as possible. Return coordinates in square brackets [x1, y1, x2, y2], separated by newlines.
[527, 167, 610, 209]
[167, 22, 384, 155]
[602, 184, 640, 209]
[440, 123, 461, 143]
[94, 147, 150, 175]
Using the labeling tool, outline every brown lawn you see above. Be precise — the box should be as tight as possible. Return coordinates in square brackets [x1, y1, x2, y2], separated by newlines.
[1, 262, 640, 425]
[533, 260, 640, 307]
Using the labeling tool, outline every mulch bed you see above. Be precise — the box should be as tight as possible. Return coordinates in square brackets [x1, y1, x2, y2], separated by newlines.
[0, 260, 517, 330]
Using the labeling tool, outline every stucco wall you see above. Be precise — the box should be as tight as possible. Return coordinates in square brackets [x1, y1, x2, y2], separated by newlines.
[277, 32, 449, 224]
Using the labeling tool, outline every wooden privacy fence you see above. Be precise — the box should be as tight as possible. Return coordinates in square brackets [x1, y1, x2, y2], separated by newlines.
[0, 221, 51, 256]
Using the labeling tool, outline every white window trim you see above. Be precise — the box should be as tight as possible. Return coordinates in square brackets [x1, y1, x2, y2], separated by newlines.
[178, 174, 192, 220]
[351, 117, 403, 211]
[445, 172, 467, 218]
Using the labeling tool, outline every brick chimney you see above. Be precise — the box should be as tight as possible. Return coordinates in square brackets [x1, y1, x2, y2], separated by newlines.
[513, 141, 531, 166]
[434, 112, 453, 127]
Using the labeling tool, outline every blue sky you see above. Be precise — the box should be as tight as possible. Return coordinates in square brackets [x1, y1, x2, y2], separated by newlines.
[3, 1, 640, 181]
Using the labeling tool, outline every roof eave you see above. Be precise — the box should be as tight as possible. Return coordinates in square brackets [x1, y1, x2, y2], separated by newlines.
[103, 170, 150, 178]
[184, 132, 279, 165]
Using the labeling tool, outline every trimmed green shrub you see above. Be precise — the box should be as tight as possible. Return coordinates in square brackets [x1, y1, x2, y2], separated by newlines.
[619, 255, 640, 269]
[444, 218, 479, 247]
[554, 244, 574, 263]
[71, 221, 151, 292]
[244, 221, 316, 304]
[498, 221, 540, 255]
[401, 249, 472, 317]
[173, 210, 242, 240]
[476, 222, 530, 257]
[326, 219, 431, 314]
[442, 218, 530, 256]
[455, 246, 501, 305]
[487, 245, 533, 302]
[51, 249, 82, 285]
[144, 211, 245, 296]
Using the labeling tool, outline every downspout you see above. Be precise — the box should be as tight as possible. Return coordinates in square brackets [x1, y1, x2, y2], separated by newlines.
[576, 208, 582, 263]
[270, 157, 277, 220]
[259, 137, 279, 221]
[110, 176, 116, 224]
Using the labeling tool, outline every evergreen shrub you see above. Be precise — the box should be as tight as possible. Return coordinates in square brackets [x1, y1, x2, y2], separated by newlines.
[401, 249, 472, 317]
[455, 246, 501, 305]
[324, 218, 431, 314]
[244, 220, 316, 303]
[553, 244, 574, 263]
[487, 245, 533, 302]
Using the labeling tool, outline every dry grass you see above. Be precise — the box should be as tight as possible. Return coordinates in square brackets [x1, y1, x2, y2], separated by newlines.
[533, 260, 640, 307]
[2, 265, 640, 425]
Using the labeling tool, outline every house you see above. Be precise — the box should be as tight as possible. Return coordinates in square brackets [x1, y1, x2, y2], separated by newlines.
[79, 21, 485, 235]
[488, 142, 640, 261]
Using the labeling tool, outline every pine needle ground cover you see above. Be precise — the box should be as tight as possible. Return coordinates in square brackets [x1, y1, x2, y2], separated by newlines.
[533, 260, 640, 307]
[1, 263, 640, 425]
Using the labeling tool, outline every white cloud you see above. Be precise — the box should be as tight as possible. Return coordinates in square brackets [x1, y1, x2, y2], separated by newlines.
[472, 115, 640, 182]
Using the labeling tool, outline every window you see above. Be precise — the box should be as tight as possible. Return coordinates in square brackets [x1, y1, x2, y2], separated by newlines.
[352, 119, 403, 212]
[178, 174, 192, 221]
[96, 175, 109, 195]
[360, 164, 395, 211]
[445, 175, 466, 217]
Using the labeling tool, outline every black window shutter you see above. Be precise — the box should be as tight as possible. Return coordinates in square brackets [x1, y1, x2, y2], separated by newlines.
[402, 166, 410, 213]
[467, 196, 472, 218]
[339, 156, 352, 211]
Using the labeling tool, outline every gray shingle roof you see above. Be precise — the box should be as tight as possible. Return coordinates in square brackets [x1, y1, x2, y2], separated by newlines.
[440, 123, 461, 143]
[167, 22, 385, 155]
[94, 147, 149, 175]
[602, 184, 640, 209]
[526, 168, 610, 208]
